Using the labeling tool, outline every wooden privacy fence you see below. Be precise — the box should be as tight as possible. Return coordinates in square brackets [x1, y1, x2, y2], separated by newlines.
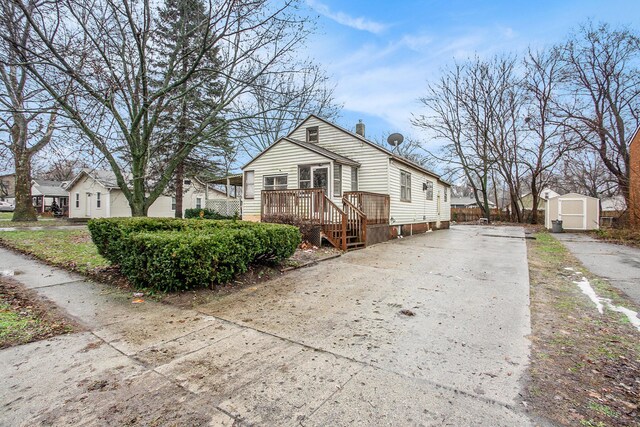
[451, 207, 509, 223]
[205, 199, 242, 217]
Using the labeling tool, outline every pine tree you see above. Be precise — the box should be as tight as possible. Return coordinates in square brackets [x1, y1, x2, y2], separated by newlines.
[151, 0, 229, 217]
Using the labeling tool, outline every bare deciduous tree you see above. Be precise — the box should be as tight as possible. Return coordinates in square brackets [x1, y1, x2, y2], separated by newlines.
[521, 47, 573, 224]
[13, 0, 318, 216]
[559, 21, 640, 207]
[0, 0, 64, 221]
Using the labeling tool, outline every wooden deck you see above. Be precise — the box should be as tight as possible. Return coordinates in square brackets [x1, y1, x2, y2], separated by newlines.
[261, 189, 390, 250]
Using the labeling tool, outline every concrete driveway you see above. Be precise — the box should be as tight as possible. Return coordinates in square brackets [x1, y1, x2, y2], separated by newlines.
[1, 225, 535, 426]
[554, 233, 640, 306]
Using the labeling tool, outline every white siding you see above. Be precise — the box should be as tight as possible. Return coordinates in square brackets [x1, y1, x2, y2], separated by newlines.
[242, 139, 329, 220]
[68, 175, 109, 218]
[289, 117, 390, 195]
[388, 160, 449, 225]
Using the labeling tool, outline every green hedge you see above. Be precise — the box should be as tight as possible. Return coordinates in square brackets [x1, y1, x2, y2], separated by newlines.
[87, 217, 301, 291]
[184, 208, 234, 220]
[88, 217, 259, 265]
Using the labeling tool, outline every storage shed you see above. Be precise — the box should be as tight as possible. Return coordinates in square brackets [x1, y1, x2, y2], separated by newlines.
[545, 193, 600, 231]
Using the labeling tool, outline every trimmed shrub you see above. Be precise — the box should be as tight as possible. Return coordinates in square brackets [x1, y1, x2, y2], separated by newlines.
[87, 217, 301, 291]
[184, 208, 233, 220]
[88, 217, 259, 265]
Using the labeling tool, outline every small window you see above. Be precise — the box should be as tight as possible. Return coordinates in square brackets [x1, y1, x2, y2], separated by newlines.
[306, 126, 319, 143]
[75, 193, 80, 208]
[333, 164, 342, 197]
[96, 192, 101, 208]
[351, 167, 358, 191]
[196, 197, 202, 209]
[444, 188, 448, 202]
[183, 179, 191, 185]
[244, 171, 255, 199]
[264, 175, 287, 191]
[425, 181, 434, 201]
[171, 197, 176, 210]
[299, 166, 311, 189]
[400, 171, 411, 202]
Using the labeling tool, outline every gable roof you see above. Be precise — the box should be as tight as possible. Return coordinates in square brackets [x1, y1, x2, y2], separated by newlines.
[287, 115, 448, 185]
[66, 169, 121, 190]
[451, 196, 496, 207]
[32, 179, 69, 197]
[243, 136, 360, 169]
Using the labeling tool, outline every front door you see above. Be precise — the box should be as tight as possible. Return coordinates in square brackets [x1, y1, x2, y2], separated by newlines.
[86, 193, 91, 217]
[311, 166, 329, 194]
[311, 166, 329, 216]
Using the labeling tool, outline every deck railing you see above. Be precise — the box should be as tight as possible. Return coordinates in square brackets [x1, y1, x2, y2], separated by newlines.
[344, 191, 390, 225]
[262, 189, 388, 250]
[261, 188, 325, 224]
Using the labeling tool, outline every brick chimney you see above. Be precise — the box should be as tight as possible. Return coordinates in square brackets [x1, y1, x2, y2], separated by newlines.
[355, 120, 365, 137]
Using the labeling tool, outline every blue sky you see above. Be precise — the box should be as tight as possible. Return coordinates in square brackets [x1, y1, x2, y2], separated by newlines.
[303, 0, 640, 145]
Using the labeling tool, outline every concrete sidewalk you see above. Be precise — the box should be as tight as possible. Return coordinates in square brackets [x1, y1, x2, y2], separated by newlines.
[554, 233, 640, 306]
[0, 226, 539, 426]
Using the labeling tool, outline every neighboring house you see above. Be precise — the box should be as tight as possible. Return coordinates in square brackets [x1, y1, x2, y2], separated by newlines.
[600, 195, 626, 212]
[0, 173, 16, 203]
[630, 127, 640, 228]
[546, 193, 600, 231]
[31, 179, 70, 214]
[241, 115, 451, 250]
[450, 196, 496, 209]
[519, 188, 560, 211]
[65, 169, 218, 219]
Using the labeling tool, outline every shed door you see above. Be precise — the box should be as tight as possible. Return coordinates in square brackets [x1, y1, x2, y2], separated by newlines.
[559, 199, 585, 230]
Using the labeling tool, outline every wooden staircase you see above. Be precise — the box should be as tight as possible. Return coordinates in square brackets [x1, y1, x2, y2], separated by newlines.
[319, 195, 366, 251]
[261, 189, 389, 252]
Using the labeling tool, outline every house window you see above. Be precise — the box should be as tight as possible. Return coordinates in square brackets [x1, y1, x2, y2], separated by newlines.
[96, 192, 101, 208]
[183, 179, 191, 185]
[299, 166, 311, 189]
[75, 193, 80, 208]
[351, 167, 358, 191]
[306, 126, 319, 143]
[264, 175, 287, 191]
[425, 181, 434, 201]
[171, 197, 176, 210]
[196, 197, 202, 209]
[333, 164, 342, 197]
[244, 171, 254, 199]
[444, 188, 448, 202]
[400, 171, 411, 202]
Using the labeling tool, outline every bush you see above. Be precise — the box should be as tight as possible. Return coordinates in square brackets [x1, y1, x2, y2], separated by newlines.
[88, 217, 258, 265]
[87, 217, 301, 291]
[184, 208, 233, 220]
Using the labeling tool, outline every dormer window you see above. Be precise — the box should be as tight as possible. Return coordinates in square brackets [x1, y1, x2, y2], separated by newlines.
[306, 126, 319, 143]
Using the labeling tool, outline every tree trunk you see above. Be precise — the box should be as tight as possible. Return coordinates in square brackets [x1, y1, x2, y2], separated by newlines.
[12, 151, 36, 222]
[174, 161, 184, 218]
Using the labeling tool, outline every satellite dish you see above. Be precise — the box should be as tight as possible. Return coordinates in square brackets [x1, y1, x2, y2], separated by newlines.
[387, 133, 404, 147]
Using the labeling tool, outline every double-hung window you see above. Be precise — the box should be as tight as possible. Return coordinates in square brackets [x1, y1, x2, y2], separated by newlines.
[298, 166, 311, 189]
[400, 171, 411, 202]
[333, 164, 342, 197]
[264, 175, 287, 191]
[425, 181, 434, 201]
[244, 171, 255, 199]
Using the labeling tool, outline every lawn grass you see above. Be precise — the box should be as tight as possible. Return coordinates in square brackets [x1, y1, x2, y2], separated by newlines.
[0, 229, 108, 273]
[1, 278, 78, 348]
[526, 231, 640, 426]
[0, 212, 13, 220]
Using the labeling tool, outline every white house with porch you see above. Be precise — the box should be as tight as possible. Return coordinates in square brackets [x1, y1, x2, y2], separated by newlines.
[240, 115, 451, 250]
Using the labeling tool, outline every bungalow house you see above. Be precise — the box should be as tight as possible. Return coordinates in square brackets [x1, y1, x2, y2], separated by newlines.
[31, 179, 70, 215]
[65, 169, 227, 219]
[518, 188, 559, 211]
[450, 196, 496, 209]
[0, 173, 15, 203]
[630, 127, 640, 228]
[241, 115, 451, 250]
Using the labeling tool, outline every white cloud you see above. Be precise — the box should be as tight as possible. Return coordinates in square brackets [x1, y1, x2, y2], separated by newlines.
[306, 0, 388, 34]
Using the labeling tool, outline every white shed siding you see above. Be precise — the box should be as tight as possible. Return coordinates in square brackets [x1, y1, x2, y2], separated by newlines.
[289, 117, 390, 195]
[68, 175, 109, 219]
[388, 159, 446, 224]
[242, 139, 329, 219]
